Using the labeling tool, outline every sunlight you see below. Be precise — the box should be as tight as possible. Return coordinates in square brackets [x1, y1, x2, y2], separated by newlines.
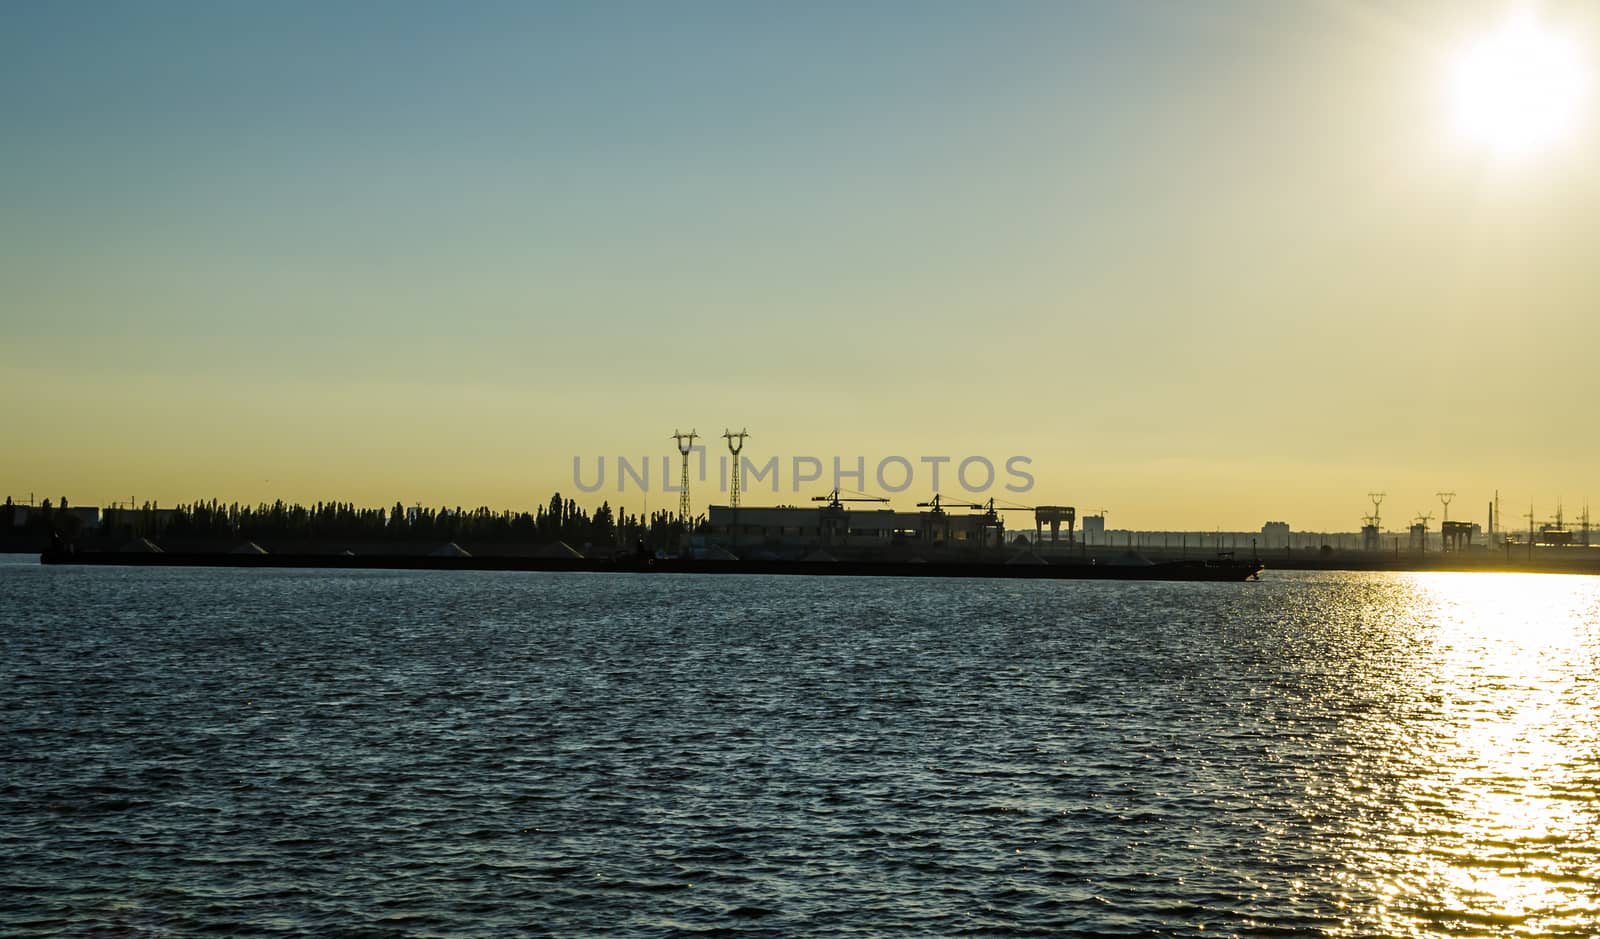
[1449, 13, 1589, 158]
[1409, 571, 1590, 646]
[1369, 573, 1600, 933]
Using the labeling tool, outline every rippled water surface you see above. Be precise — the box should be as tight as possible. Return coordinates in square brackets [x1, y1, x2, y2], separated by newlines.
[3, 557, 1599, 936]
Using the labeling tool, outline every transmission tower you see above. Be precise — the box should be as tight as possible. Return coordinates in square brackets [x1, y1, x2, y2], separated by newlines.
[1412, 511, 1433, 553]
[723, 428, 748, 508]
[672, 429, 698, 525]
[1436, 491, 1455, 524]
[1368, 491, 1385, 531]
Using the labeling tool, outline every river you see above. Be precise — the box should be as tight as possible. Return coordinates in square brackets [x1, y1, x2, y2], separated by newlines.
[2, 558, 1597, 936]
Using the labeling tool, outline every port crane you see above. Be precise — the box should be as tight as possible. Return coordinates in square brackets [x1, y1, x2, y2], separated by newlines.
[916, 493, 986, 513]
[811, 488, 889, 546]
[918, 494, 1034, 550]
[916, 493, 986, 546]
[811, 488, 890, 511]
[982, 498, 1041, 551]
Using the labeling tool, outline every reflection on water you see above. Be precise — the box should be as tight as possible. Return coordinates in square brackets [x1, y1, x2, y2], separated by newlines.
[1343, 574, 1600, 936]
[0, 565, 1597, 935]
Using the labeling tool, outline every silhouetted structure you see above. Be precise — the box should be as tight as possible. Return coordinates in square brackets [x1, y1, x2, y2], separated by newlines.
[1360, 492, 1384, 552]
[1035, 505, 1076, 545]
[672, 429, 698, 526]
[1410, 512, 1432, 553]
[1441, 520, 1474, 552]
[723, 429, 748, 509]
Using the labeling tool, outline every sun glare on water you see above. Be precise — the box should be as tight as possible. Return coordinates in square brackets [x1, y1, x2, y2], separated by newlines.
[1370, 573, 1600, 932]
[1449, 13, 1590, 158]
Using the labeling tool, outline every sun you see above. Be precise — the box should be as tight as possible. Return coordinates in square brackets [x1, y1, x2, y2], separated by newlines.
[1449, 14, 1589, 158]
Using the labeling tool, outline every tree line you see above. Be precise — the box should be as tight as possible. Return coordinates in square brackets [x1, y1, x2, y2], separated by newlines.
[4, 493, 701, 550]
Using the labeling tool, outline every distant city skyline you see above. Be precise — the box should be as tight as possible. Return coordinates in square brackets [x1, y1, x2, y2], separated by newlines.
[5, 1, 1599, 531]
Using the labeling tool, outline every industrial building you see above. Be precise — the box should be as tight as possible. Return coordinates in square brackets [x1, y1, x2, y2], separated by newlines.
[705, 499, 1077, 551]
[707, 505, 1000, 549]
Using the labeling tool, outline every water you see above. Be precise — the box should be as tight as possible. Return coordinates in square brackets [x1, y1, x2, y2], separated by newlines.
[3, 557, 1598, 937]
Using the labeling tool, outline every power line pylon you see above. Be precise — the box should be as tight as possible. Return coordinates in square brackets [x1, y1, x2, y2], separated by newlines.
[1437, 491, 1455, 524]
[672, 429, 698, 526]
[1412, 511, 1433, 553]
[723, 428, 748, 509]
[1368, 491, 1385, 531]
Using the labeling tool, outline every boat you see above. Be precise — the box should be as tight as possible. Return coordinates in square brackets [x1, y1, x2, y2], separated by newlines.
[38, 548, 1263, 582]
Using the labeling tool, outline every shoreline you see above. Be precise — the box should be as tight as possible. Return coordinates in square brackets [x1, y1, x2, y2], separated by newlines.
[34, 549, 1263, 582]
[30, 548, 1600, 579]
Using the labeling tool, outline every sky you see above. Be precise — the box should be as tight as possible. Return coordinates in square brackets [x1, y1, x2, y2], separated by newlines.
[4, 1, 1599, 531]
